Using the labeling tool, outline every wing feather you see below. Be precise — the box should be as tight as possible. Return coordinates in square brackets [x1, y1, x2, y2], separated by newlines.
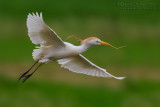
[27, 12, 65, 47]
[57, 54, 125, 80]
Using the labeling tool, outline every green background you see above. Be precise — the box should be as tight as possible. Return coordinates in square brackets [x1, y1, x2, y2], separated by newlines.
[0, 0, 160, 107]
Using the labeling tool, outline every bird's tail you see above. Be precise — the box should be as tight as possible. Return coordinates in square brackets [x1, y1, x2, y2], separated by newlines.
[32, 48, 41, 60]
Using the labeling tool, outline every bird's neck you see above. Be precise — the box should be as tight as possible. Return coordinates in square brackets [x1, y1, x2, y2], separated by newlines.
[77, 43, 93, 54]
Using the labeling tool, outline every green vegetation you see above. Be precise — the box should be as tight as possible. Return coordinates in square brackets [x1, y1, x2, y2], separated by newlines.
[0, 76, 160, 107]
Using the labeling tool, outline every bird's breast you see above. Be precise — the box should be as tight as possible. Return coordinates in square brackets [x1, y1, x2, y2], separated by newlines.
[47, 47, 79, 60]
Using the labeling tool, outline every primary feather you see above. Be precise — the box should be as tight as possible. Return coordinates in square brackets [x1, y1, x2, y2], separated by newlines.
[27, 12, 65, 47]
[58, 54, 125, 79]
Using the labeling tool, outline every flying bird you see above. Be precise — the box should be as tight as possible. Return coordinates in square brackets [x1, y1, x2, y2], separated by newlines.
[19, 12, 125, 83]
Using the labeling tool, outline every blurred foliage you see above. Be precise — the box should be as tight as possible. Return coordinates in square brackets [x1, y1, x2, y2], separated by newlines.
[0, 76, 160, 107]
[0, 0, 160, 107]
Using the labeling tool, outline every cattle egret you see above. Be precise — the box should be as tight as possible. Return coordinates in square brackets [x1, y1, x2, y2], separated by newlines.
[18, 12, 125, 83]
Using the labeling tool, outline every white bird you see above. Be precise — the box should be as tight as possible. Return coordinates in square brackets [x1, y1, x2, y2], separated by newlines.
[19, 12, 125, 83]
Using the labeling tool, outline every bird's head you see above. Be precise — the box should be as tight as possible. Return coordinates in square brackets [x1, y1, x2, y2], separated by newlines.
[81, 37, 126, 49]
[81, 37, 101, 45]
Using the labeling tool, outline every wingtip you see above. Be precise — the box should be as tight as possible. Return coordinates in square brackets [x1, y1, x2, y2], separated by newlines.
[27, 13, 31, 18]
[32, 12, 35, 16]
[27, 12, 43, 21]
[40, 12, 43, 19]
[27, 12, 43, 19]
[115, 76, 126, 80]
[36, 12, 39, 17]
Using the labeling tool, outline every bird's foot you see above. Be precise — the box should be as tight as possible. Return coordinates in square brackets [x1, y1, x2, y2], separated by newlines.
[22, 74, 32, 83]
[18, 71, 29, 81]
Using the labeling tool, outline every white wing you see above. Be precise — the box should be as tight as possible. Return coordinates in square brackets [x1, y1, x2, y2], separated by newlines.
[27, 12, 65, 47]
[57, 54, 125, 80]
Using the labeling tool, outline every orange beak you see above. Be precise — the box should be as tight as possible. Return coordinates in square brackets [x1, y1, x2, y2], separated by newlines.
[99, 41, 126, 49]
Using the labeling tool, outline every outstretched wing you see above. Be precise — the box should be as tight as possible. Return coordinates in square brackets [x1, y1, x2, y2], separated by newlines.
[57, 54, 125, 80]
[27, 12, 65, 47]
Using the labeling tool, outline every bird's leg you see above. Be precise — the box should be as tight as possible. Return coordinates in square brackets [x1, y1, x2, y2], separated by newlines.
[18, 61, 38, 81]
[22, 63, 43, 83]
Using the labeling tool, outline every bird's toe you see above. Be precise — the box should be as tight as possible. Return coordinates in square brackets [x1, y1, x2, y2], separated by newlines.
[18, 72, 29, 81]
[22, 74, 32, 83]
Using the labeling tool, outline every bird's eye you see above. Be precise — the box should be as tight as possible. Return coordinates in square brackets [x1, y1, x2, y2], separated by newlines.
[96, 40, 99, 43]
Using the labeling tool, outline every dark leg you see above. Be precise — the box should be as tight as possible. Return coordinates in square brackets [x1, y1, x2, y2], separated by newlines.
[22, 63, 43, 83]
[18, 61, 38, 81]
